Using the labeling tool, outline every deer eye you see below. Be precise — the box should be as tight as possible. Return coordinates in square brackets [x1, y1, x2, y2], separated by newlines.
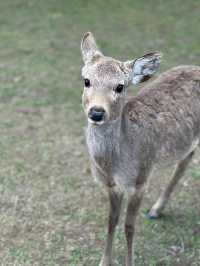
[115, 84, 124, 93]
[84, 79, 90, 87]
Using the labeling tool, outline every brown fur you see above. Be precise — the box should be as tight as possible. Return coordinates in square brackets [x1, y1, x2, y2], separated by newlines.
[125, 65, 200, 166]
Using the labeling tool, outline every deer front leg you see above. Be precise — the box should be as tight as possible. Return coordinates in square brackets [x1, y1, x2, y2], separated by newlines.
[125, 186, 144, 266]
[100, 186, 124, 266]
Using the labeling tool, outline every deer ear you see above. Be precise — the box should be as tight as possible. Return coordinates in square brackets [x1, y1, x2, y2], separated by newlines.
[124, 52, 162, 85]
[81, 32, 103, 64]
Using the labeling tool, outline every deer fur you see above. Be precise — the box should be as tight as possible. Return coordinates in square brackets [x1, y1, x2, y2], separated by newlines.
[81, 32, 200, 266]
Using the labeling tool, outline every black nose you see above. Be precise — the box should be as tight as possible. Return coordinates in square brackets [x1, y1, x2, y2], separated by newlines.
[88, 107, 105, 122]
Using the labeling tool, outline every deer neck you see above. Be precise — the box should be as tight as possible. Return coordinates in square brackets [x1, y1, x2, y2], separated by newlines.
[86, 118, 122, 165]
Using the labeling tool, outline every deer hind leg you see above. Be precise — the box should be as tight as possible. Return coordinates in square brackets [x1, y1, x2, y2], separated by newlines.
[147, 150, 195, 219]
[125, 186, 144, 266]
[99, 186, 123, 266]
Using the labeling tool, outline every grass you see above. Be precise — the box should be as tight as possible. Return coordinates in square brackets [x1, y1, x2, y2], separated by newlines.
[0, 0, 199, 265]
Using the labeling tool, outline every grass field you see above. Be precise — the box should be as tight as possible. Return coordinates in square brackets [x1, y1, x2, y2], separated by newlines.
[0, 0, 199, 265]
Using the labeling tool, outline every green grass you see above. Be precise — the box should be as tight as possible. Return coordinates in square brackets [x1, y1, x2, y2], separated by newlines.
[0, 0, 199, 265]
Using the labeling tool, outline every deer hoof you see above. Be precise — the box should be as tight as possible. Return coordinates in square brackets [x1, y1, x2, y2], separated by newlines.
[145, 210, 161, 219]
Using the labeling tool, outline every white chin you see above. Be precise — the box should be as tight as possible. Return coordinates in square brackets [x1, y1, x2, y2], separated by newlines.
[88, 118, 105, 126]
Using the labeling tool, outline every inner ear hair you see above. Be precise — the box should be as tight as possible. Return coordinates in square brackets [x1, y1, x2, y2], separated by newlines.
[140, 75, 151, 83]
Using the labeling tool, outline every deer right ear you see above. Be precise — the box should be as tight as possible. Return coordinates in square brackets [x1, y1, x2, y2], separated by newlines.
[81, 32, 103, 64]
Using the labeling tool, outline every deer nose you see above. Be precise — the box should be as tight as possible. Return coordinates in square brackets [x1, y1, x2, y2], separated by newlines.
[88, 107, 105, 122]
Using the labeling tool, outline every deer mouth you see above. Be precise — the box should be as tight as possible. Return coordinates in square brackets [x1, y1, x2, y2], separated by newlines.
[88, 118, 106, 126]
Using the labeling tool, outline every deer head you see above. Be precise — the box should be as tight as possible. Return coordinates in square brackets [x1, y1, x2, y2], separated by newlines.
[81, 32, 162, 125]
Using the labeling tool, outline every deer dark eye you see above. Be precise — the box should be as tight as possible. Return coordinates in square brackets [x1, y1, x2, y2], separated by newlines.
[84, 79, 90, 87]
[115, 84, 124, 93]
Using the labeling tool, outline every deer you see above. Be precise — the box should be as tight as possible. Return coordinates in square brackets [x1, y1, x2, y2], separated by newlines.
[80, 32, 200, 266]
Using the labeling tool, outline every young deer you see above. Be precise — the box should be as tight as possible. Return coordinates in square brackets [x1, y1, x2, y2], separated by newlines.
[81, 32, 200, 266]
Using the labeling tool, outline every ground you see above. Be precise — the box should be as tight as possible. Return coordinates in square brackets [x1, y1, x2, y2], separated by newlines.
[0, 0, 199, 265]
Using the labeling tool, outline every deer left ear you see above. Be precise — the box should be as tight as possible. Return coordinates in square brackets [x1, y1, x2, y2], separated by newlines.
[124, 52, 162, 85]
